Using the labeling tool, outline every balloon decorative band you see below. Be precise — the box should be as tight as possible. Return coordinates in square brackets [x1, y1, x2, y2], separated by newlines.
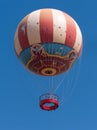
[19, 43, 77, 76]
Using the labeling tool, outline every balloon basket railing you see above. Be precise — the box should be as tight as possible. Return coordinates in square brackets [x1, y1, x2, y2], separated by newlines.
[39, 93, 59, 111]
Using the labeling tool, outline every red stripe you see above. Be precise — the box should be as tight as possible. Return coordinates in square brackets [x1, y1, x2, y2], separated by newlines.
[40, 9, 53, 43]
[18, 16, 30, 50]
[64, 13, 76, 48]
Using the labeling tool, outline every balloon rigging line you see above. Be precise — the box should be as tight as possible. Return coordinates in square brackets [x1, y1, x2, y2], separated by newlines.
[60, 57, 82, 105]
[67, 56, 82, 97]
[54, 71, 69, 92]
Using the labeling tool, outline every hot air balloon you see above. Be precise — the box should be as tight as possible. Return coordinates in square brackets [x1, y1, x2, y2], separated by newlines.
[14, 8, 82, 111]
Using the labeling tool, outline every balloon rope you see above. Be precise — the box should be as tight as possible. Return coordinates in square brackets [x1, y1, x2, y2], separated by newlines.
[54, 72, 68, 92]
[66, 56, 82, 97]
[51, 43, 54, 92]
[60, 56, 82, 106]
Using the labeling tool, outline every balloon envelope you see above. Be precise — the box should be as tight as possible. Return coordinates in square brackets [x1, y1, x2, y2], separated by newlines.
[14, 8, 82, 76]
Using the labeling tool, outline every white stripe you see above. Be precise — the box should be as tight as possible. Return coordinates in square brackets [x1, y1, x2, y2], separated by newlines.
[27, 10, 41, 45]
[52, 9, 66, 44]
[14, 28, 22, 56]
[73, 21, 82, 53]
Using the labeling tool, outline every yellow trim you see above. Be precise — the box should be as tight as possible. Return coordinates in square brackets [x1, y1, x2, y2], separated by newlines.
[41, 68, 57, 76]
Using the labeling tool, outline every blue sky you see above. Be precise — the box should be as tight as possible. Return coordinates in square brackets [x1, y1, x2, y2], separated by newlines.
[0, 0, 97, 130]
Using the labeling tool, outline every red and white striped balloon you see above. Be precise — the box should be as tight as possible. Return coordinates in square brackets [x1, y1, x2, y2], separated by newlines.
[14, 8, 82, 56]
[14, 8, 82, 76]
